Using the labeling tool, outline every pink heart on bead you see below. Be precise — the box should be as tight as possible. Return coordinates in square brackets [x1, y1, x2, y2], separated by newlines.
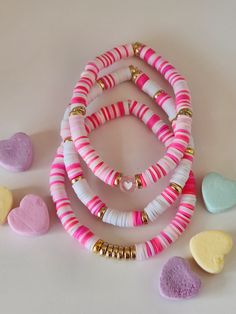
[8, 194, 50, 236]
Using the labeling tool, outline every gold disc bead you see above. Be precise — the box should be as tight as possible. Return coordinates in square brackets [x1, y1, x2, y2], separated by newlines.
[97, 206, 107, 220]
[170, 182, 183, 194]
[64, 136, 72, 143]
[135, 174, 143, 189]
[130, 245, 136, 260]
[114, 173, 123, 187]
[99, 242, 109, 256]
[106, 244, 114, 258]
[112, 245, 119, 259]
[124, 246, 131, 260]
[129, 65, 142, 82]
[117, 246, 124, 259]
[141, 211, 149, 224]
[177, 108, 193, 118]
[153, 89, 165, 100]
[186, 147, 195, 155]
[132, 42, 144, 56]
[92, 239, 104, 254]
[71, 176, 83, 184]
[70, 106, 87, 116]
[97, 79, 105, 90]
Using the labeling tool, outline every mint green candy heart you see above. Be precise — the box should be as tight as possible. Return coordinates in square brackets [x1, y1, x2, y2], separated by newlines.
[202, 173, 236, 213]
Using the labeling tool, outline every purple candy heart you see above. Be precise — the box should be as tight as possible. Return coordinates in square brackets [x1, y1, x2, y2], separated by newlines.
[159, 256, 201, 300]
[0, 132, 33, 172]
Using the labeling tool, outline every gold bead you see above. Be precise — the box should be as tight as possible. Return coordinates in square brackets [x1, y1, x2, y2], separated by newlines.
[153, 89, 165, 100]
[117, 246, 124, 259]
[135, 174, 143, 189]
[71, 176, 83, 184]
[141, 211, 149, 224]
[129, 65, 142, 81]
[99, 242, 109, 255]
[114, 173, 123, 187]
[124, 246, 131, 260]
[170, 182, 182, 193]
[112, 245, 119, 259]
[97, 79, 105, 90]
[97, 206, 107, 220]
[106, 244, 114, 258]
[130, 245, 136, 260]
[176, 108, 192, 120]
[69, 106, 86, 116]
[186, 147, 194, 155]
[92, 239, 104, 254]
[132, 42, 144, 56]
[64, 136, 72, 143]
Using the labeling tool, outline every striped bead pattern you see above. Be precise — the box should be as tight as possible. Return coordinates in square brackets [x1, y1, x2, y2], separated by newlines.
[68, 43, 192, 189]
[50, 146, 196, 260]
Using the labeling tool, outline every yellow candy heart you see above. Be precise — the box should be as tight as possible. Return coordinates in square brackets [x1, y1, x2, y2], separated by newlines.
[190, 230, 233, 274]
[0, 186, 13, 224]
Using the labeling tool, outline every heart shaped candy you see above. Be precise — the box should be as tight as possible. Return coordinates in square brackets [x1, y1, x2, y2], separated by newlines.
[190, 230, 233, 274]
[0, 186, 13, 224]
[202, 172, 236, 213]
[0, 132, 33, 172]
[159, 256, 201, 300]
[8, 194, 50, 236]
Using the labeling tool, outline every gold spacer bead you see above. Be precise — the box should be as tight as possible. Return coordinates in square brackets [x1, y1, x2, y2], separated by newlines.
[114, 172, 123, 187]
[92, 239, 104, 254]
[99, 242, 109, 256]
[141, 211, 149, 224]
[124, 246, 131, 260]
[132, 42, 144, 56]
[112, 245, 119, 259]
[97, 79, 105, 90]
[117, 246, 124, 259]
[97, 206, 107, 220]
[135, 174, 143, 189]
[130, 245, 136, 260]
[153, 89, 165, 100]
[129, 65, 142, 81]
[70, 106, 86, 116]
[186, 147, 194, 155]
[170, 182, 183, 193]
[71, 176, 83, 184]
[106, 244, 114, 258]
[64, 136, 72, 143]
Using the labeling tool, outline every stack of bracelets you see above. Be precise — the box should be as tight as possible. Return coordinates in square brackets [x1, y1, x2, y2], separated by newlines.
[50, 42, 196, 261]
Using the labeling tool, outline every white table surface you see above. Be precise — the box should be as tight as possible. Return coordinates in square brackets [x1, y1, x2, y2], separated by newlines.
[0, 1, 236, 313]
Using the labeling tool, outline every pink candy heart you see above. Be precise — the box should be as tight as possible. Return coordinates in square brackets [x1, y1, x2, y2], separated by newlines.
[8, 194, 50, 236]
[0, 132, 33, 172]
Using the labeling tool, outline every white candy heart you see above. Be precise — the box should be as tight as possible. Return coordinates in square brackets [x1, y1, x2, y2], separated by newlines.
[124, 181, 133, 190]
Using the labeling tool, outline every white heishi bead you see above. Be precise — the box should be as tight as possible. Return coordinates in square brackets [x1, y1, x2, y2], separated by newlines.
[161, 97, 177, 120]
[173, 79, 189, 94]
[142, 79, 162, 98]
[72, 179, 96, 205]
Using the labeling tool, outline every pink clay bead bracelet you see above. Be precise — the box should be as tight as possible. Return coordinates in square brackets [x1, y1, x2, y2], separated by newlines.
[68, 43, 192, 191]
[50, 146, 196, 260]
[61, 100, 193, 227]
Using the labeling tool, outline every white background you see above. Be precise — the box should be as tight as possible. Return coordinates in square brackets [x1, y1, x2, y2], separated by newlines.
[0, 1, 236, 313]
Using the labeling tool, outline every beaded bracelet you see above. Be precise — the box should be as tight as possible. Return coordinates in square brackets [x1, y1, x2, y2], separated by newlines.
[68, 43, 192, 191]
[61, 100, 193, 227]
[50, 146, 196, 260]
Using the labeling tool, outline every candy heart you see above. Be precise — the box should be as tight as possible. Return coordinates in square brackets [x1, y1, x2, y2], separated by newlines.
[202, 172, 236, 213]
[159, 256, 201, 300]
[0, 132, 33, 172]
[8, 194, 50, 236]
[0, 186, 13, 224]
[124, 181, 133, 190]
[190, 230, 233, 274]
